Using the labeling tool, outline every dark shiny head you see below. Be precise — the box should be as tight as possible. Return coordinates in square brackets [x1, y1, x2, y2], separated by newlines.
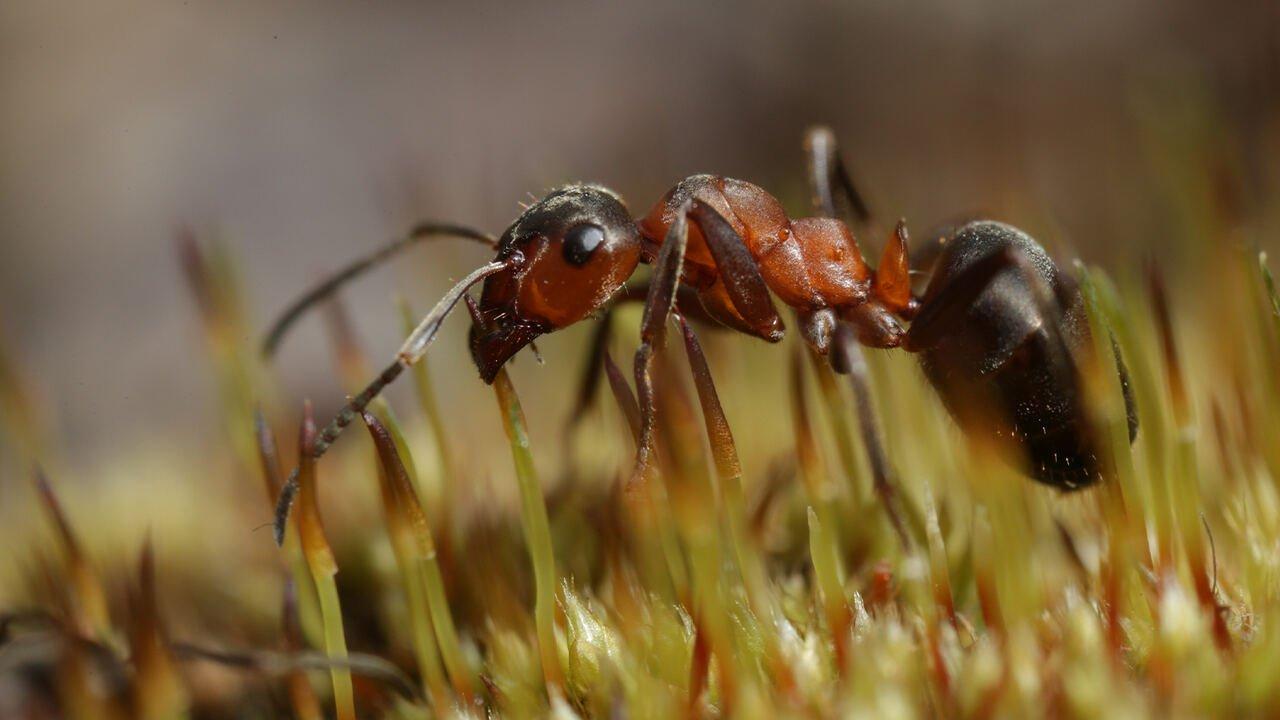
[470, 185, 642, 382]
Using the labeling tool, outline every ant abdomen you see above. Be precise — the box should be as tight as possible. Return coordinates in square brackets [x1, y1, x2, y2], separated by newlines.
[917, 221, 1138, 489]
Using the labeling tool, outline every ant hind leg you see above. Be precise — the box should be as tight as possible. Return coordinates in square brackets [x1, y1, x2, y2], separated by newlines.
[806, 127, 919, 548]
[828, 322, 914, 550]
[804, 126, 872, 229]
[842, 302, 906, 349]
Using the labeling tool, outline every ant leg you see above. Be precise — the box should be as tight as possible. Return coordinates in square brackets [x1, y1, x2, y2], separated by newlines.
[630, 205, 691, 486]
[687, 201, 785, 341]
[829, 323, 913, 550]
[675, 314, 741, 484]
[262, 222, 495, 358]
[804, 126, 872, 228]
[630, 201, 786, 484]
[272, 259, 510, 545]
[843, 302, 906, 348]
[566, 283, 712, 432]
[566, 312, 618, 431]
[806, 130, 918, 547]
[604, 350, 642, 443]
[804, 130, 916, 318]
[798, 308, 837, 355]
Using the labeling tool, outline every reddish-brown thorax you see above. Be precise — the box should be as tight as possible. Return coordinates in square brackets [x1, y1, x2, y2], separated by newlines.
[637, 174, 910, 336]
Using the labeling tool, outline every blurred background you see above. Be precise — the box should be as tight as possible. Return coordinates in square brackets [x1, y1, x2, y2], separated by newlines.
[1, 0, 1277, 481]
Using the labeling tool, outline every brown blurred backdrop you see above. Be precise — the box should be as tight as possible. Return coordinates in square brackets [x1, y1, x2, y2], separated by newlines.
[1, 0, 1276, 476]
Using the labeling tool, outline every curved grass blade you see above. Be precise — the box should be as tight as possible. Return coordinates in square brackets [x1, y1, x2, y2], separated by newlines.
[294, 403, 356, 720]
[492, 368, 564, 693]
[361, 410, 474, 704]
[32, 468, 111, 642]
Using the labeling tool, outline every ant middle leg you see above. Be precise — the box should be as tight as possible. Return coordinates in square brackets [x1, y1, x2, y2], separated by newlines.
[687, 200, 785, 341]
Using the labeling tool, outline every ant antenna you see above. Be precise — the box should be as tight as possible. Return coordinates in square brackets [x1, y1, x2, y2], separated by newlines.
[272, 258, 512, 545]
[262, 222, 495, 358]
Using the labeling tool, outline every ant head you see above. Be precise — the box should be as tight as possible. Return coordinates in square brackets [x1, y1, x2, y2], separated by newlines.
[470, 185, 642, 382]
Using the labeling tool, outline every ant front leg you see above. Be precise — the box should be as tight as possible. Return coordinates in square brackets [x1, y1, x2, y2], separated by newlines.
[630, 209, 688, 486]
[566, 283, 709, 434]
[631, 200, 784, 486]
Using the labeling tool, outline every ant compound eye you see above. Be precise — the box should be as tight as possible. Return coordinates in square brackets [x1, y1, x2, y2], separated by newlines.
[562, 223, 605, 266]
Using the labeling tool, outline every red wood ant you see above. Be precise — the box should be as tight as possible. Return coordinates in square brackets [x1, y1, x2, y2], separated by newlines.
[265, 127, 1137, 544]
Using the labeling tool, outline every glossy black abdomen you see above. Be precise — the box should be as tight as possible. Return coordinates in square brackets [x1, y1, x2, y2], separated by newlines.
[917, 221, 1137, 489]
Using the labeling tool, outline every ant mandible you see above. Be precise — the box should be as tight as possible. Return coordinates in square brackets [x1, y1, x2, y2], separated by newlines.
[265, 127, 1138, 545]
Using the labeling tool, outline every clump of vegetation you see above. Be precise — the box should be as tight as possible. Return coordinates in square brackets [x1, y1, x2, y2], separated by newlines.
[2, 114, 1279, 719]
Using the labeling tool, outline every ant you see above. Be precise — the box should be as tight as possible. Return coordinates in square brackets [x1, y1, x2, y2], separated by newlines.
[265, 127, 1137, 545]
